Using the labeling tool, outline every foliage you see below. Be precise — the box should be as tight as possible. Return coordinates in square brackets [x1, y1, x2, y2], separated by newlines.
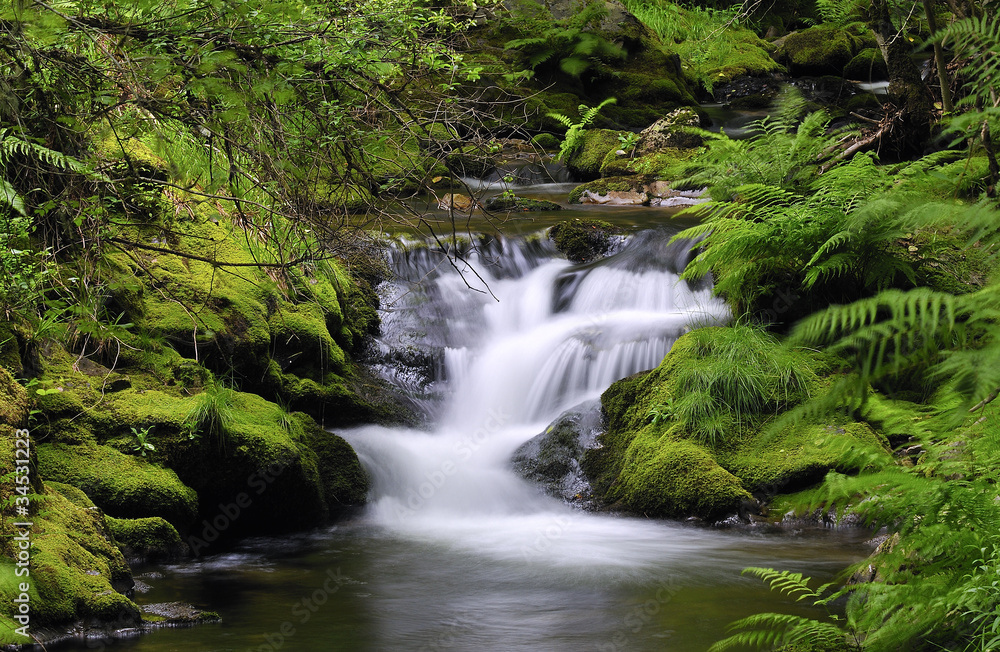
[129, 426, 155, 457]
[679, 90, 850, 200]
[938, 12, 1000, 194]
[660, 326, 815, 445]
[184, 381, 236, 453]
[621, 0, 780, 90]
[709, 568, 860, 651]
[548, 98, 618, 163]
[504, 1, 625, 79]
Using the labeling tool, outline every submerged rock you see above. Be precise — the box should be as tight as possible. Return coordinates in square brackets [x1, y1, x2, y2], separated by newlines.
[511, 399, 603, 506]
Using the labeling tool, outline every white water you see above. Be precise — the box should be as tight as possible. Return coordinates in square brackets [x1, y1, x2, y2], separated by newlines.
[342, 229, 731, 577]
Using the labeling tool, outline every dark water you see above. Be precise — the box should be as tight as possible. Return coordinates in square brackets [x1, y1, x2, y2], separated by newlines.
[93, 520, 870, 652]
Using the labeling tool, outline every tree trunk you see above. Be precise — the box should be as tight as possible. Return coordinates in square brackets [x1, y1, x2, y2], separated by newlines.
[922, 0, 954, 113]
[866, 0, 935, 157]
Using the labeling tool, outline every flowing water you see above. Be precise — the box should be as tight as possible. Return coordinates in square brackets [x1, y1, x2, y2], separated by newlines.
[70, 187, 874, 652]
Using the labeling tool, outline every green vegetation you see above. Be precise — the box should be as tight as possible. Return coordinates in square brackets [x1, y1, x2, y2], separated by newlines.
[621, 0, 781, 91]
[548, 219, 621, 263]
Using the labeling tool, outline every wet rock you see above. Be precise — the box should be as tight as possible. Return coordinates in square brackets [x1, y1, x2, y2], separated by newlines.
[141, 602, 222, 625]
[637, 107, 703, 153]
[712, 75, 785, 107]
[579, 189, 649, 205]
[484, 196, 562, 212]
[548, 220, 622, 263]
[437, 193, 476, 212]
[511, 399, 603, 506]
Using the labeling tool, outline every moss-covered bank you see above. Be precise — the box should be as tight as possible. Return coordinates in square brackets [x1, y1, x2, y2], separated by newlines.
[582, 326, 891, 520]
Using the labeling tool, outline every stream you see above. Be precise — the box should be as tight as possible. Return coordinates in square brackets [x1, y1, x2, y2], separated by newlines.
[72, 182, 874, 651]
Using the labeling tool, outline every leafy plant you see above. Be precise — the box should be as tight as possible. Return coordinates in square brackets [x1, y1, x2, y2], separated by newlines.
[647, 398, 677, 425]
[709, 568, 861, 651]
[548, 97, 617, 163]
[504, 1, 624, 79]
[130, 426, 155, 457]
[617, 132, 640, 156]
[184, 381, 236, 452]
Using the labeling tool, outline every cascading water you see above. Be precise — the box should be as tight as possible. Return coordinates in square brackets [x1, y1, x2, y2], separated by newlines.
[342, 227, 735, 572]
[113, 210, 873, 652]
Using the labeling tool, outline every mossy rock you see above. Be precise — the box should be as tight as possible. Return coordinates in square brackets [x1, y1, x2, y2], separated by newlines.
[170, 391, 368, 543]
[531, 133, 561, 149]
[598, 148, 696, 178]
[483, 195, 562, 212]
[548, 219, 621, 263]
[298, 415, 370, 514]
[107, 516, 187, 562]
[0, 320, 25, 377]
[0, 366, 27, 430]
[608, 436, 751, 518]
[36, 442, 198, 529]
[844, 48, 888, 81]
[582, 326, 891, 519]
[567, 175, 653, 204]
[778, 25, 860, 76]
[637, 107, 702, 154]
[0, 485, 139, 638]
[565, 129, 624, 180]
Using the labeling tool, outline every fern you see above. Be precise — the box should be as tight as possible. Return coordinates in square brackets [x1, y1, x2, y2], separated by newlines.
[709, 569, 858, 652]
[547, 97, 617, 163]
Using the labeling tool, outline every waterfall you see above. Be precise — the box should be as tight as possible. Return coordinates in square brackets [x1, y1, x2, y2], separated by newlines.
[341, 226, 730, 567]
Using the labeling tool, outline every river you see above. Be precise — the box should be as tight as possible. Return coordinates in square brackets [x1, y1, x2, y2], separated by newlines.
[67, 180, 874, 652]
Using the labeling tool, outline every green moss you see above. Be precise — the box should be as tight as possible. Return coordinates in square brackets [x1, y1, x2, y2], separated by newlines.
[583, 326, 891, 518]
[717, 422, 888, 494]
[36, 442, 198, 528]
[844, 48, 888, 81]
[608, 435, 751, 518]
[531, 133, 561, 149]
[269, 302, 347, 378]
[107, 516, 186, 561]
[565, 129, 625, 180]
[0, 366, 27, 428]
[779, 25, 859, 76]
[548, 219, 621, 263]
[170, 391, 368, 538]
[483, 196, 562, 212]
[599, 148, 696, 178]
[298, 414, 370, 513]
[567, 176, 651, 204]
[0, 485, 139, 630]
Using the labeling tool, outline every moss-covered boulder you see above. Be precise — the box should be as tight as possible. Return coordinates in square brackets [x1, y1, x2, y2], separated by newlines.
[0, 485, 140, 644]
[582, 326, 892, 520]
[107, 517, 187, 563]
[169, 391, 368, 544]
[548, 219, 622, 263]
[610, 436, 751, 518]
[565, 129, 624, 180]
[844, 48, 888, 81]
[597, 148, 698, 179]
[567, 176, 652, 204]
[478, 1, 696, 131]
[483, 195, 562, 212]
[36, 443, 199, 529]
[777, 25, 870, 76]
